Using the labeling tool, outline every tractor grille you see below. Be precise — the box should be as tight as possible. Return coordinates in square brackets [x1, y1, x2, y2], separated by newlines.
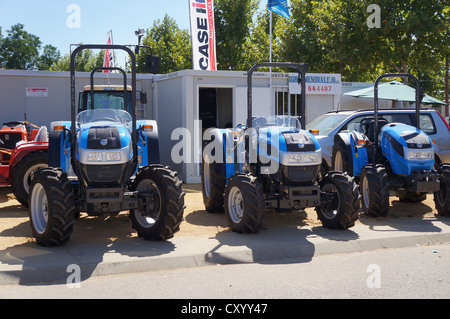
[80, 161, 136, 187]
[86, 164, 123, 183]
[282, 164, 320, 184]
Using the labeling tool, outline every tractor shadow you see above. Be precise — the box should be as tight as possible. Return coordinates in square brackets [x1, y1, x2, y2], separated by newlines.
[186, 207, 359, 266]
[0, 212, 176, 286]
[358, 194, 445, 233]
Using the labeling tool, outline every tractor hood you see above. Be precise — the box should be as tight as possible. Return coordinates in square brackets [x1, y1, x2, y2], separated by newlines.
[75, 110, 133, 166]
[381, 123, 433, 149]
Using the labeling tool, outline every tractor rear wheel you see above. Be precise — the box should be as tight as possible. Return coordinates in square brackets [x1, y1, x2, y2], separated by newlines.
[434, 163, 450, 217]
[28, 168, 75, 246]
[201, 151, 226, 213]
[224, 174, 265, 234]
[11, 152, 48, 207]
[360, 164, 389, 217]
[332, 139, 351, 174]
[129, 165, 185, 241]
[316, 171, 360, 229]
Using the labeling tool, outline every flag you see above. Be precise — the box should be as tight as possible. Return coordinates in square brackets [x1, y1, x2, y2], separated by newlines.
[189, 0, 217, 71]
[103, 30, 115, 73]
[267, 0, 290, 20]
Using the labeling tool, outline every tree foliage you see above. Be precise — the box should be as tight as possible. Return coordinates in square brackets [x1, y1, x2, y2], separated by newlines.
[49, 48, 104, 72]
[137, 14, 192, 74]
[0, 23, 41, 70]
[1, 2, 448, 98]
[214, 0, 260, 70]
[0, 23, 61, 71]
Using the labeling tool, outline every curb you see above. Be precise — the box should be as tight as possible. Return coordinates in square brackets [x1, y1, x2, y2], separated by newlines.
[1, 219, 450, 285]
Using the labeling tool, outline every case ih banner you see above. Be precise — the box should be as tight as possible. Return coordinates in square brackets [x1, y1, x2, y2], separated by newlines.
[189, 0, 217, 71]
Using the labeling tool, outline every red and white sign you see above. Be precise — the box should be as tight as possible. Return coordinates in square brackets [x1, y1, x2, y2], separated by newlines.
[103, 30, 115, 73]
[189, 0, 217, 71]
[26, 88, 48, 97]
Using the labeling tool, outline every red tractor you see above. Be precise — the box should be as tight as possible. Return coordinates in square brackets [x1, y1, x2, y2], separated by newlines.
[0, 121, 48, 207]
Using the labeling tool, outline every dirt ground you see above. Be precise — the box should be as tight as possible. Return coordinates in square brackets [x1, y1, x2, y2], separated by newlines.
[0, 184, 438, 250]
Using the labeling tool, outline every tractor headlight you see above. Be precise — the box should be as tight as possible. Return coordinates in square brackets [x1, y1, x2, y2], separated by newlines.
[406, 150, 433, 160]
[106, 152, 121, 161]
[87, 152, 122, 162]
[288, 153, 320, 164]
[87, 152, 104, 162]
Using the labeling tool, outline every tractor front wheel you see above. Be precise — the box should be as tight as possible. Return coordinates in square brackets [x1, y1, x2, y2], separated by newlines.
[224, 174, 265, 234]
[28, 168, 75, 246]
[129, 165, 185, 241]
[316, 171, 360, 229]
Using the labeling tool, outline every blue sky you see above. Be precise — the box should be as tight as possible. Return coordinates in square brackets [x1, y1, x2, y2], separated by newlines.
[0, 0, 269, 67]
[0, 0, 193, 67]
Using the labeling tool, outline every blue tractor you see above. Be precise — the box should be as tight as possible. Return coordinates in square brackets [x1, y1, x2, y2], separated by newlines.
[332, 73, 450, 217]
[201, 62, 360, 233]
[28, 45, 185, 246]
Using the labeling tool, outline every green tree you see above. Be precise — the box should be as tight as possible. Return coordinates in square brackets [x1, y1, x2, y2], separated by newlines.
[0, 23, 42, 70]
[137, 14, 192, 74]
[214, 0, 260, 70]
[280, 0, 449, 98]
[50, 47, 104, 72]
[37, 44, 61, 70]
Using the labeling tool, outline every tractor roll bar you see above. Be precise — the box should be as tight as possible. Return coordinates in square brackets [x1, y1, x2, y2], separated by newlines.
[70, 44, 138, 167]
[374, 73, 425, 151]
[247, 62, 308, 128]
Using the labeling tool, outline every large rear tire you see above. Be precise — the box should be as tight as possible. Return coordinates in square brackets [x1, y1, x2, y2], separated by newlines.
[28, 168, 75, 246]
[201, 150, 226, 213]
[129, 165, 185, 241]
[224, 174, 265, 234]
[434, 163, 450, 217]
[316, 171, 360, 229]
[11, 152, 48, 207]
[332, 139, 351, 174]
[360, 164, 389, 217]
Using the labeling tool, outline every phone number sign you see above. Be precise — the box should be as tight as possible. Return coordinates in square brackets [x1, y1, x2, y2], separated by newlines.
[289, 73, 342, 95]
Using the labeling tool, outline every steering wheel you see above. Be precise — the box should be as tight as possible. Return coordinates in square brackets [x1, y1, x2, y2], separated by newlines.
[3, 121, 25, 127]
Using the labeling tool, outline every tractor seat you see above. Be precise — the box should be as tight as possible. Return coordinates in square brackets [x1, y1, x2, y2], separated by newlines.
[367, 118, 389, 142]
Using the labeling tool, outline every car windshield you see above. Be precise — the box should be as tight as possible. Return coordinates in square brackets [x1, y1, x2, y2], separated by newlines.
[76, 109, 132, 126]
[252, 115, 301, 129]
[306, 114, 348, 135]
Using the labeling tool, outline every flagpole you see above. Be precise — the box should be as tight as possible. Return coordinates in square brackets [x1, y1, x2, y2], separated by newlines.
[269, 10, 272, 88]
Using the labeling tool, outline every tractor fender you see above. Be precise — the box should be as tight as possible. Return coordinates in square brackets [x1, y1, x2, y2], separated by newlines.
[137, 120, 160, 165]
[9, 143, 48, 172]
[333, 131, 355, 174]
[48, 121, 70, 169]
[333, 131, 369, 176]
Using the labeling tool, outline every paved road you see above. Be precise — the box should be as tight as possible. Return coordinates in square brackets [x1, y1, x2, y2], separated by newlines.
[1, 243, 449, 299]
